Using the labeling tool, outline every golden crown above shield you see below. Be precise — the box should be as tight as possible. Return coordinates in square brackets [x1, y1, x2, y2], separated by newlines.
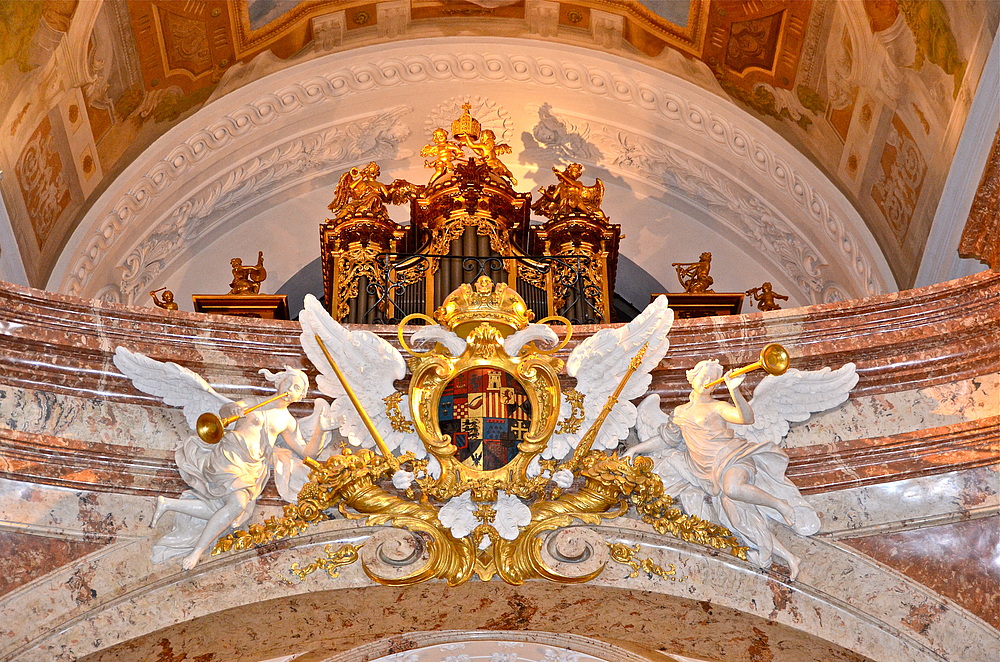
[207, 276, 746, 586]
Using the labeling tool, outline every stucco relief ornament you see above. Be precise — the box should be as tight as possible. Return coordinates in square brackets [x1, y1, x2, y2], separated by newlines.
[627, 349, 858, 580]
[111, 349, 339, 570]
[213, 277, 747, 585]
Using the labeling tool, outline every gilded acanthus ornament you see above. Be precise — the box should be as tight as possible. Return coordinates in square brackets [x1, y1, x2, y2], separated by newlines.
[210, 277, 747, 585]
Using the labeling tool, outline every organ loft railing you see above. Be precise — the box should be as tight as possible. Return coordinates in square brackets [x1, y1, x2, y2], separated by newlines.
[321, 105, 621, 325]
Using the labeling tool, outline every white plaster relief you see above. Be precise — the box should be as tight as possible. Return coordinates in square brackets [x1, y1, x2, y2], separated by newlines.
[54, 45, 892, 300]
[108, 106, 412, 305]
[312, 12, 346, 51]
[526, 107, 840, 303]
[425, 95, 513, 142]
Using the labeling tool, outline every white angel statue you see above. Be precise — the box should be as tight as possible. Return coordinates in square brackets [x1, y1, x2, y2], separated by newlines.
[627, 358, 858, 580]
[113, 348, 337, 570]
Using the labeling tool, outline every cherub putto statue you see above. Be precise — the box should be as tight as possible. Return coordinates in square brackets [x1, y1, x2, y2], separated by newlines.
[113, 348, 337, 570]
[463, 128, 516, 184]
[420, 128, 464, 185]
[531, 163, 607, 220]
[626, 355, 857, 580]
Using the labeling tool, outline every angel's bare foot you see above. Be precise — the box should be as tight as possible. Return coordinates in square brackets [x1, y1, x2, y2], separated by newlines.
[182, 549, 203, 571]
[151, 496, 167, 527]
[787, 555, 801, 581]
[779, 502, 796, 527]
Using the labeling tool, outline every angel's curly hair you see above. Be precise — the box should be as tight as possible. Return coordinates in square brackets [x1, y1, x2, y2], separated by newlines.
[259, 366, 308, 398]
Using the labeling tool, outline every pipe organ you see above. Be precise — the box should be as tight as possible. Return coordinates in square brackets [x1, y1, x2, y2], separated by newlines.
[321, 105, 621, 324]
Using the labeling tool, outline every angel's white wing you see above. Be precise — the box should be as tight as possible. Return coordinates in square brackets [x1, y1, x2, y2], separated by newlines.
[410, 324, 467, 357]
[732, 363, 858, 446]
[634, 393, 671, 443]
[299, 294, 418, 455]
[113, 347, 231, 430]
[545, 296, 674, 459]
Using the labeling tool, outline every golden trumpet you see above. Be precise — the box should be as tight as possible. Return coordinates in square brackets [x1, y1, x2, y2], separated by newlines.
[704, 343, 790, 389]
[196, 391, 291, 443]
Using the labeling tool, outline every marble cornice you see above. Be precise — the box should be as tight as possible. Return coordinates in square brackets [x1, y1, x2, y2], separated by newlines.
[3, 414, 996, 502]
[787, 416, 1000, 493]
[1, 273, 998, 405]
[1, 274, 998, 504]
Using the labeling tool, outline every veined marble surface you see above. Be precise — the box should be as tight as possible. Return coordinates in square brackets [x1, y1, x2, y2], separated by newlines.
[0, 274, 997, 660]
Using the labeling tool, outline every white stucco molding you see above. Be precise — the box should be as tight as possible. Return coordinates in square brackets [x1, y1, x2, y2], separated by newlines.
[48, 38, 894, 300]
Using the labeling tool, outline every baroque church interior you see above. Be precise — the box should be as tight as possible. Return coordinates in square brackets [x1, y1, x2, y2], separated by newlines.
[0, 1, 998, 661]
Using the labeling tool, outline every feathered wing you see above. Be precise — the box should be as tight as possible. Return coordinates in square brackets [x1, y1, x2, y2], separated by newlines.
[732, 363, 859, 446]
[112, 347, 231, 430]
[634, 393, 671, 444]
[329, 169, 357, 209]
[299, 294, 419, 456]
[545, 296, 674, 460]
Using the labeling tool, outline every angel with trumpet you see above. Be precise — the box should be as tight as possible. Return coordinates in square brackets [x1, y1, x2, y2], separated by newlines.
[626, 346, 857, 580]
[113, 349, 337, 570]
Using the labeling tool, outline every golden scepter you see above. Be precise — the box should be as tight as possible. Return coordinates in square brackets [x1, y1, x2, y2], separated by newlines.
[313, 335, 401, 471]
[564, 342, 649, 471]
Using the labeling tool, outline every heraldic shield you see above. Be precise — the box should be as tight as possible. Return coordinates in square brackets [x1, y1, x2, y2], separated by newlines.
[402, 275, 565, 489]
[439, 367, 533, 471]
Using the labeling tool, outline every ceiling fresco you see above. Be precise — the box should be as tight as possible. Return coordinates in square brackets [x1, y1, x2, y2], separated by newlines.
[0, 0, 996, 289]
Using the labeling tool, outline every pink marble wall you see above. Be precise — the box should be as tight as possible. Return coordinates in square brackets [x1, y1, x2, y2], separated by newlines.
[842, 516, 1000, 629]
[0, 272, 997, 661]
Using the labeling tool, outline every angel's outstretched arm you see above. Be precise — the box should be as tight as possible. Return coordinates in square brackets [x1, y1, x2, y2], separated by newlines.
[716, 371, 754, 425]
[624, 435, 667, 458]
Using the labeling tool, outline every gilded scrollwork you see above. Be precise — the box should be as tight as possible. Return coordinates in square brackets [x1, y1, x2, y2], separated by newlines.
[291, 542, 363, 580]
[384, 391, 415, 433]
[555, 388, 585, 434]
[213, 276, 747, 587]
[607, 543, 682, 581]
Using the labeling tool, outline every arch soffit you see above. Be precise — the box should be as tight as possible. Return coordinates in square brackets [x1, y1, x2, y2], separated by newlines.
[48, 38, 896, 305]
[6, 520, 986, 662]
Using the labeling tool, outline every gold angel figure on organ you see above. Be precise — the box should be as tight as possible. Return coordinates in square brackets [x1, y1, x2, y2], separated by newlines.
[149, 287, 178, 310]
[229, 251, 267, 295]
[420, 128, 464, 185]
[328, 161, 417, 221]
[463, 128, 516, 184]
[745, 282, 788, 311]
[672, 252, 714, 293]
[532, 163, 607, 220]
